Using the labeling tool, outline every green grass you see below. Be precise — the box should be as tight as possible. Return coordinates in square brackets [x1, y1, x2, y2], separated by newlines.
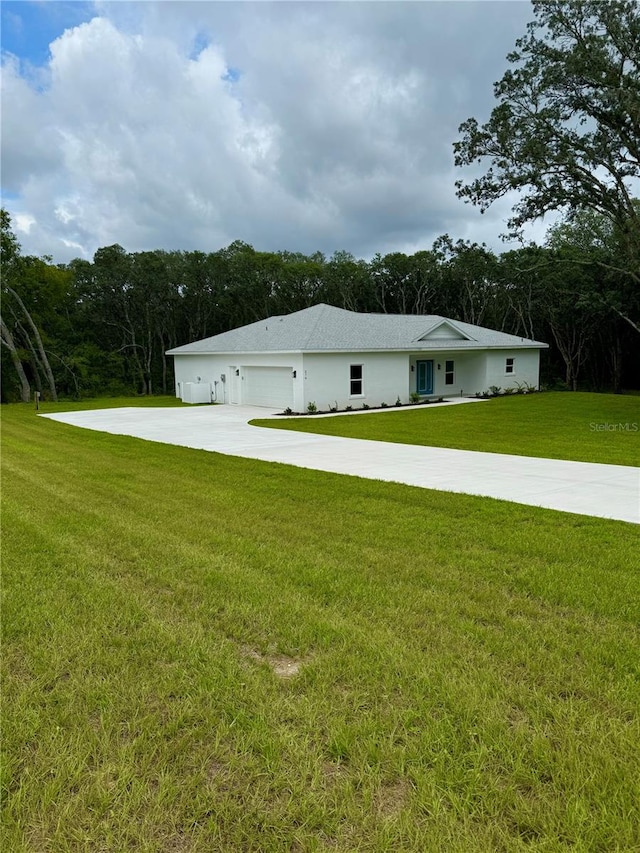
[34, 394, 192, 414]
[253, 392, 640, 467]
[2, 399, 639, 852]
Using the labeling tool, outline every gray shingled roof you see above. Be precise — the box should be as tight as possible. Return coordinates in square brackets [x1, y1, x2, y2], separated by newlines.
[166, 303, 548, 354]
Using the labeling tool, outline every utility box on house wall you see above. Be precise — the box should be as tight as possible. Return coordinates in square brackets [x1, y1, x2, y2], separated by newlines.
[181, 382, 212, 404]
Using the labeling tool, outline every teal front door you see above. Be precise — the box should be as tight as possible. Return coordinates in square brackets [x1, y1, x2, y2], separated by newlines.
[417, 360, 434, 395]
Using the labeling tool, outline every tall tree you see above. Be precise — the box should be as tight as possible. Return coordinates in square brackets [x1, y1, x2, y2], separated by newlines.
[320, 251, 374, 313]
[498, 247, 548, 341]
[454, 0, 640, 296]
[3, 277, 59, 401]
[431, 237, 501, 326]
[545, 211, 636, 389]
[1, 210, 63, 401]
[0, 211, 30, 401]
[539, 255, 602, 391]
[546, 207, 640, 333]
[90, 244, 153, 393]
[177, 250, 223, 342]
[0, 315, 31, 402]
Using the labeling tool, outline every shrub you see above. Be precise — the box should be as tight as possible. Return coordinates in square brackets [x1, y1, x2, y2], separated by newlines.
[307, 401, 317, 413]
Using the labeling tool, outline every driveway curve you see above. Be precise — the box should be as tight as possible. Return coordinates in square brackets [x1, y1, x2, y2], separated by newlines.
[41, 403, 639, 524]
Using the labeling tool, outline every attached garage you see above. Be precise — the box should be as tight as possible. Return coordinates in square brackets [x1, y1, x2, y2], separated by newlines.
[242, 366, 294, 408]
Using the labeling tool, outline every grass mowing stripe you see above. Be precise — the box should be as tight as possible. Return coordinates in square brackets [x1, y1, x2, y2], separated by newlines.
[2, 399, 639, 851]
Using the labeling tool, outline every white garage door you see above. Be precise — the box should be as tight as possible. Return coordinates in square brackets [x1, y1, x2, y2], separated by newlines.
[243, 366, 294, 408]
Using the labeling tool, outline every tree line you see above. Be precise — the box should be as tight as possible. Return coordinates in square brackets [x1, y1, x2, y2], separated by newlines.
[1, 208, 638, 402]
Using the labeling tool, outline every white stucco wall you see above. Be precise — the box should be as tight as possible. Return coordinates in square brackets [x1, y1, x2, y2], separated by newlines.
[172, 347, 543, 408]
[173, 353, 304, 407]
[173, 354, 223, 403]
[301, 352, 410, 410]
[484, 349, 541, 391]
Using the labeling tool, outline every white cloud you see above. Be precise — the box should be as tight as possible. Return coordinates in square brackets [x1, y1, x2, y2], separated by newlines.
[1, 1, 536, 263]
[14, 212, 36, 234]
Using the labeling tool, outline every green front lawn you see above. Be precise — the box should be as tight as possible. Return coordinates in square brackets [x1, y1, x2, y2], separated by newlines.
[253, 392, 640, 466]
[2, 399, 639, 851]
[33, 394, 189, 414]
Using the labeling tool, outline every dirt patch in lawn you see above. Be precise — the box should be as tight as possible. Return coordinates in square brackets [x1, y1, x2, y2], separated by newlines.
[374, 777, 412, 817]
[242, 646, 305, 679]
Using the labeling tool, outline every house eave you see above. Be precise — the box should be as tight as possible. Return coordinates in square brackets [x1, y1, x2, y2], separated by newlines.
[166, 348, 304, 356]
[167, 342, 549, 357]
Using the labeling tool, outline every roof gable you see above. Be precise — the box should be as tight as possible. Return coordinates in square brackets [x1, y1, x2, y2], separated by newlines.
[417, 319, 472, 342]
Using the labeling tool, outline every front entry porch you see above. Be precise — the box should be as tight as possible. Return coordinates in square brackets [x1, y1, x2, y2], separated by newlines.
[416, 359, 434, 396]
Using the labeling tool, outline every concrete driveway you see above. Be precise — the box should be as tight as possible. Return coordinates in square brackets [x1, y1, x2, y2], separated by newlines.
[41, 402, 639, 524]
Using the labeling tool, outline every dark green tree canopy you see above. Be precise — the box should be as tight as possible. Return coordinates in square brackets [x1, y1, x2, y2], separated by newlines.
[454, 0, 640, 278]
[2, 209, 640, 399]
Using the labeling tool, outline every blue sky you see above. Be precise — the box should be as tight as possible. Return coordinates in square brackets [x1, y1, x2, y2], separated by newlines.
[1, 1, 96, 66]
[1, 1, 240, 78]
[1, 1, 549, 264]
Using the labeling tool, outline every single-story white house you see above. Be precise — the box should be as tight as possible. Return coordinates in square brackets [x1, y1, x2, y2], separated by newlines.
[166, 303, 548, 409]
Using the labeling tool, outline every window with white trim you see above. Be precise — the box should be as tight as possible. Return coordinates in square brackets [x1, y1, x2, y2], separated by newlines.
[350, 364, 363, 396]
[505, 357, 515, 375]
[445, 360, 455, 385]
